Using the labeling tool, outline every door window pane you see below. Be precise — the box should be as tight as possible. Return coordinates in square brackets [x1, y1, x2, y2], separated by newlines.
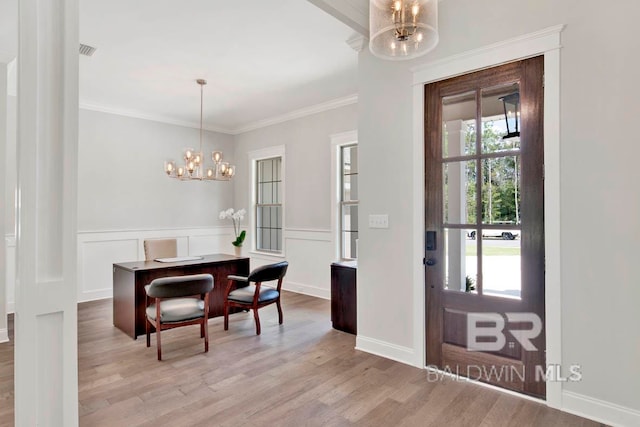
[443, 91, 477, 158]
[480, 229, 521, 299]
[444, 228, 477, 293]
[481, 156, 521, 225]
[443, 160, 477, 225]
[481, 83, 521, 153]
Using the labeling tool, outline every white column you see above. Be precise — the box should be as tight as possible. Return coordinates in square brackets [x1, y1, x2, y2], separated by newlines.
[15, 0, 79, 425]
[445, 120, 467, 291]
[0, 62, 8, 343]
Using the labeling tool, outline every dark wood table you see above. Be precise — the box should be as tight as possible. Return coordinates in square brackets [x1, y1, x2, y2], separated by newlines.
[113, 254, 250, 339]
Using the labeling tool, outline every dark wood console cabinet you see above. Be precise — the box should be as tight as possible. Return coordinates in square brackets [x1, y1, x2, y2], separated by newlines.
[331, 260, 357, 334]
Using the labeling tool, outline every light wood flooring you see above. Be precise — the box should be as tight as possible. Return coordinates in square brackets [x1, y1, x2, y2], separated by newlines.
[0, 292, 602, 426]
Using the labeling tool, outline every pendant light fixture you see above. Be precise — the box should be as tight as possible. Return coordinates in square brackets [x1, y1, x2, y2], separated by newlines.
[369, 0, 439, 60]
[164, 79, 235, 181]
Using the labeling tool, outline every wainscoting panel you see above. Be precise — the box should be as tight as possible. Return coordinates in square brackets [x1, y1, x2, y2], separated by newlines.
[250, 229, 334, 300]
[80, 239, 138, 301]
[76, 227, 234, 303]
[6, 227, 334, 309]
[189, 234, 235, 257]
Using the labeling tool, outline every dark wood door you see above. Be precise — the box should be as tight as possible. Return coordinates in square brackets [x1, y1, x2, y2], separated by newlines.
[425, 57, 545, 397]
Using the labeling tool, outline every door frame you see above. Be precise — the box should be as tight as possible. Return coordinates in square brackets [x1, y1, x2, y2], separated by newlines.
[410, 25, 565, 408]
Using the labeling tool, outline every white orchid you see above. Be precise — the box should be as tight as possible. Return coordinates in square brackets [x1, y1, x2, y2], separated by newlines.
[219, 208, 246, 246]
[232, 209, 246, 222]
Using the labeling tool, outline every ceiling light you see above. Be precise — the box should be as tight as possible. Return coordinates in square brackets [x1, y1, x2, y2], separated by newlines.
[164, 79, 235, 181]
[369, 0, 439, 60]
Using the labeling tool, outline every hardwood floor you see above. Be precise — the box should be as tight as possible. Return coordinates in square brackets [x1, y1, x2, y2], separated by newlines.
[0, 292, 602, 426]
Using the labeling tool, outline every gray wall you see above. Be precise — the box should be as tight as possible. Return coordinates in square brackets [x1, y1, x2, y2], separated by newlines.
[77, 109, 235, 231]
[233, 104, 358, 233]
[358, 0, 640, 413]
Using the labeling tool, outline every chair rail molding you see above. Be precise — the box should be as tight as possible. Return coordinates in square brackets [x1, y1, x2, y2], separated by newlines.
[7, 227, 334, 310]
[76, 226, 235, 302]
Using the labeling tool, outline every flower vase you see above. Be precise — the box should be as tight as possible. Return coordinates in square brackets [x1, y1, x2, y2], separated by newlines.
[234, 245, 242, 257]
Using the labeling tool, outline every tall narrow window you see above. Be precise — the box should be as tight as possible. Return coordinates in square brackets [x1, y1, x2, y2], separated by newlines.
[256, 157, 282, 253]
[340, 145, 358, 259]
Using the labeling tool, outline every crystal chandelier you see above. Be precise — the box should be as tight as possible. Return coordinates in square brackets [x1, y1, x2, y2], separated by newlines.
[164, 79, 235, 181]
[369, 0, 439, 60]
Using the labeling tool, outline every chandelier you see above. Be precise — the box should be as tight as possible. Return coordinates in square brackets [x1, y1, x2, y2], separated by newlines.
[164, 79, 235, 181]
[369, 0, 439, 60]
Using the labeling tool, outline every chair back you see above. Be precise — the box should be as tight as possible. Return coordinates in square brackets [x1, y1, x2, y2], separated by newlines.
[146, 274, 213, 298]
[248, 261, 289, 283]
[144, 238, 177, 261]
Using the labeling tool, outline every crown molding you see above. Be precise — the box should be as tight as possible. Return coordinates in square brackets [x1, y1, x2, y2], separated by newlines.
[346, 34, 367, 52]
[79, 93, 359, 136]
[78, 102, 235, 134]
[231, 94, 358, 135]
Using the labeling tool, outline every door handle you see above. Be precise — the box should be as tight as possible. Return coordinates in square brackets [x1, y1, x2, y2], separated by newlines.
[425, 258, 437, 266]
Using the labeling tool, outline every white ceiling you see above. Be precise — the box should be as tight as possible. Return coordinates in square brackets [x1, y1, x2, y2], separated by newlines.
[0, 0, 359, 134]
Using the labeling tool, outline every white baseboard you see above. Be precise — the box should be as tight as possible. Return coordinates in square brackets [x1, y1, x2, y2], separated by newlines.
[0, 328, 8, 343]
[355, 335, 418, 367]
[284, 280, 330, 300]
[562, 390, 640, 427]
[77, 289, 112, 303]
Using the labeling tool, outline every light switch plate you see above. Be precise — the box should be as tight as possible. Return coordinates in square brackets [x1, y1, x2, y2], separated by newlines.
[369, 214, 389, 229]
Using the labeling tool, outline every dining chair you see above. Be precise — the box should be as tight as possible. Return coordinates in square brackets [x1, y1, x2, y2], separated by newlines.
[143, 238, 177, 261]
[223, 261, 288, 335]
[144, 273, 213, 360]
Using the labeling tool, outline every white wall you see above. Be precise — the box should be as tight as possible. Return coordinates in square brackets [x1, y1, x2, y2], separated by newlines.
[233, 103, 357, 298]
[5, 103, 358, 306]
[3, 93, 15, 318]
[75, 110, 238, 301]
[0, 64, 8, 342]
[78, 109, 235, 231]
[357, 57, 417, 361]
[4, 108, 238, 305]
[357, 0, 640, 424]
[4, 96, 15, 234]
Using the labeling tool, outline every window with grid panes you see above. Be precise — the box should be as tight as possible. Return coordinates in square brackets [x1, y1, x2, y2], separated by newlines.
[256, 157, 282, 253]
[340, 145, 358, 259]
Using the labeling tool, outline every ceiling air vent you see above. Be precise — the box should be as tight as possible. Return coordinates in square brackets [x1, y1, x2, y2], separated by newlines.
[79, 44, 97, 57]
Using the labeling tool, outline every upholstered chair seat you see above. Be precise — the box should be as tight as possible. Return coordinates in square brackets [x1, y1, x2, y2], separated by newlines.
[145, 297, 205, 323]
[224, 262, 288, 335]
[144, 273, 213, 360]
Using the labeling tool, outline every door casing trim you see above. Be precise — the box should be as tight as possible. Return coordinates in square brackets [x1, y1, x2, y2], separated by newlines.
[411, 24, 565, 408]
